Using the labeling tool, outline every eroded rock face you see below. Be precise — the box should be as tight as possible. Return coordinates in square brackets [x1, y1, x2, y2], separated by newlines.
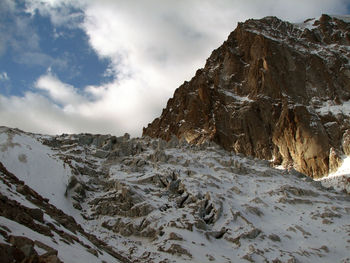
[143, 15, 350, 178]
[272, 104, 330, 177]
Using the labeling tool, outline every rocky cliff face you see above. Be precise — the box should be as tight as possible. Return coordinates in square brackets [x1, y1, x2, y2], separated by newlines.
[143, 15, 350, 178]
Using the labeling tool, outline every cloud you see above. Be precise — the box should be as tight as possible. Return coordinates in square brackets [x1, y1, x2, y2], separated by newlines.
[0, 6, 40, 55]
[0, 0, 348, 136]
[79, 0, 350, 134]
[0, 72, 163, 135]
[0, 92, 105, 135]
[35, 73, 84, 107]
[24, 0, 86, 28]
[0, 72, 9, 81]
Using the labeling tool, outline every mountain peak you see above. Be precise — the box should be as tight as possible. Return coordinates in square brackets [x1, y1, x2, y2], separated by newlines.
[143, 15, 350, 178]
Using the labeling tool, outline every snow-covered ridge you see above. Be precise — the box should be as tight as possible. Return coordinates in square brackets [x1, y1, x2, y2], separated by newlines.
[1, 127, 350, 262]
[243, 15, 350, 64]
[330, 15, 350, 23]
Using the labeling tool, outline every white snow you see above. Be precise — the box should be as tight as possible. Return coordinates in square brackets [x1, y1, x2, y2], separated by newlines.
[0, 128, 76, 216]
[325, 156, 350, 179]
[246, 16, 350, 66]
[1, 127, 350, 262]
[317, 156, 350, 193]
[316, 99, 350, 116]
[220, 90, 253, 102]
[295, 18, 317, 30]
[99, 144, 350, 262]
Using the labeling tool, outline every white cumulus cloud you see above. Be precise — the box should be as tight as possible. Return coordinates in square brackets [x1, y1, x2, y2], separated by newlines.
[35, 73, 84, 107]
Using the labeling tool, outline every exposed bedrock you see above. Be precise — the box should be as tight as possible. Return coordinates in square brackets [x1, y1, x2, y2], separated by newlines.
[143, 15, 350, 178]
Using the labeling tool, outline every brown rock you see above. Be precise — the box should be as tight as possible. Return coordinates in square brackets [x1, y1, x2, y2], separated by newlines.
[329, 147, 342, 173]
[168, 232, 183, 241]
[342, 129, 350, 155]
[0, 243, 25, 263]
[159, 243, 192, 258]
[143, 15, 350, 178]
[28, 208, 44, 223]
[38, 254, 63, 263]
[273, 104, 330, 178]
[34, 241, 57, 256]
[9, 235, 37, 258]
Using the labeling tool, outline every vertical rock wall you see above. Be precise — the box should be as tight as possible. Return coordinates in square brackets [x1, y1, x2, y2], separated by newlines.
[143, 15, 350, 178]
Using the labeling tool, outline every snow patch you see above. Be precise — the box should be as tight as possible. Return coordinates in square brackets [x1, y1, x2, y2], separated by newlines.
[295, 18, 317, 30]
[220, 90, 253, 102]
[316, 100, 350, 116]
[317, 156, 350, 193]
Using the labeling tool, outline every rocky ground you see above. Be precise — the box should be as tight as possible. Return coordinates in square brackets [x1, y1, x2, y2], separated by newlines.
[1, 126, 350, 262]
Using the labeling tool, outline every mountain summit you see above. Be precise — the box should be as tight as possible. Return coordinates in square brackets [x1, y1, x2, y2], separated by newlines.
[143, 14, 350, 178]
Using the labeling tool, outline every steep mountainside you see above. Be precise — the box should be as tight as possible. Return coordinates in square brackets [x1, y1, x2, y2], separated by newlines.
[1, 127, 350, 262]
[143, 15, 350, 178]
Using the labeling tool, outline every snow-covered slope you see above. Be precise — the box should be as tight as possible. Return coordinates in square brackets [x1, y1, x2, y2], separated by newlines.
[1, 126, 350, 262]
[0, 162, 125, 263]
[0, 127, 75, 216]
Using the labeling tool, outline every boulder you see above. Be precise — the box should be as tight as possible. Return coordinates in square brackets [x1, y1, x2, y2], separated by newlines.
[9, 235, 37, 258]
[0, 243, 25, 263]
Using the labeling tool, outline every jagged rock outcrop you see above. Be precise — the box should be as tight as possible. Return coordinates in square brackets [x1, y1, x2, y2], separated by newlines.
[2, 126, 350, 262]
[143, 14, 350, 178]
[0, 161, 132, 263]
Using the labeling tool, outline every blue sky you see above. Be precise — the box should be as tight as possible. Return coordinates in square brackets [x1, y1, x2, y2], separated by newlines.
[0, 0, 349, 136]
[0, 1, 112, 97]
